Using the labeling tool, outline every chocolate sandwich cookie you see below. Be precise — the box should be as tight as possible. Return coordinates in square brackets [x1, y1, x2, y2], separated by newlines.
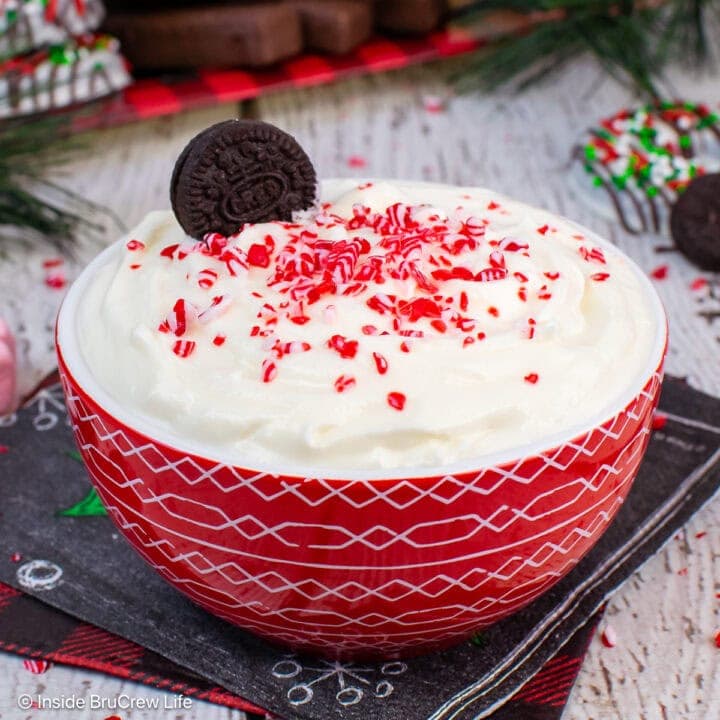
[171, 119, 317, 239]
[375, 0, 446, 35]
[286, 0, 374, 55]
[670, 173, 720, 271]
[102, 3, 303, 69]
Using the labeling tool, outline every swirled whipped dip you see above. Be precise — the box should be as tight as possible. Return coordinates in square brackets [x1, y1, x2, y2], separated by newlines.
[77, 180, 660, 471]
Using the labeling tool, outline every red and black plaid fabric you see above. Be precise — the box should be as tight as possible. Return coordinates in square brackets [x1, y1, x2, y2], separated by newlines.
[69, 30, 483, 132]
[0, 581, 599, 719]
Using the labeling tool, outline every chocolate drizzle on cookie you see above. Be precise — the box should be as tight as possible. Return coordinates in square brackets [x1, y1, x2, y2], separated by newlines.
[171, 120, 317, 239]
[671, 173, 720, 271]
[575, 101, 720, 236]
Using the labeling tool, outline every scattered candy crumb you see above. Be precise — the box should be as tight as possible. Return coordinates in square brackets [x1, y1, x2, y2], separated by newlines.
[422, 95, 446, 113]
[334, 375, 356, 393]
[652, 412, 667, 430]
[690, 277, 708, 291]
[10, 552, 22, 563]
[695, 531, 707, 539]
[347, 154, 367, 169]
[601, 625, 617, 648]
[23, 659, 51, 674]
[524, 373, 539, 385]
[44, 269, 66, 290]
[650, 265, 669, 280]
[0, 444, 8, 454]
[387, 391, 406, 411]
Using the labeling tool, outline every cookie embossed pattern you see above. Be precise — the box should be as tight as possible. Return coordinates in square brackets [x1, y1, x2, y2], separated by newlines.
[55, 122, 668, 659]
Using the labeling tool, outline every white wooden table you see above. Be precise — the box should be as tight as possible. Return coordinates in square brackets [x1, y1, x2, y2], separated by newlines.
[1, 57, 719, 720]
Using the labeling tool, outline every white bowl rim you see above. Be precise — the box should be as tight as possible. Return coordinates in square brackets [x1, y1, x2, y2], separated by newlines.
[56, 180, 668, 482]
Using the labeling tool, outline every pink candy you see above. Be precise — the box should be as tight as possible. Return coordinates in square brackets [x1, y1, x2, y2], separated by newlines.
[0, 318, 17, 416]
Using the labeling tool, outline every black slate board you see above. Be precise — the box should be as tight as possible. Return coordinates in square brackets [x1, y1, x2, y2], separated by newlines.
[0, 376, 718, 720]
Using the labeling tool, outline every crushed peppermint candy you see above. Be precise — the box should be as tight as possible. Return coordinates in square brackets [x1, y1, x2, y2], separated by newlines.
[23, 659, 52, 674]
[151, 196, 624, 410]
[600, 625, 618, 648]
[44, 266, 67, 289]
[387, 392, 406, 411]
[335, 374, 356, 393]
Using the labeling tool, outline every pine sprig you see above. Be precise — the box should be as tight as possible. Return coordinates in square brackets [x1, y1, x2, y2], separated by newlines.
[0, 116, 111, 253]
[451, 0, 719, 98]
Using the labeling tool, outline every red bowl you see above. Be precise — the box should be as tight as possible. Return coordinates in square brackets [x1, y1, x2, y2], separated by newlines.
[56, 235, 667, 660]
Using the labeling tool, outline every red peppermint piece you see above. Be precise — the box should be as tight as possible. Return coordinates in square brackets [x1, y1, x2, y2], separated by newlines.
[262, 359, 278, 383]
[601, 626, 617, 648]
[10, 552, 21, 562]
[695, 531, 707, 539]
[334, 374, 356, 393]
[398, 297, 441, 321]
[591, 272, 611, 282]
[489, 251, 506, 269]
[42, 257, 63, 268]
[327, 334, 359, 359]
[652, 412, 667, 430]
[23, 659, 51, 674]
[579, 246, 607, 265]
[422, 95, 445, 113]
[475, 268, 508, 282]
[650, 264, 669, 280]
[487, 306, 499, 318]
[213, 335, 226, 346]
[524, 373, 539, 384]
[537, 224, 549, 235]
[387, 392, 406, 411]
[197, 268, 219, 289]
[126, 239, 145, 251]
[129, 264, 141, 270]
[715, 631, 720, 648]
[347, 155, 367, 169]
[247, 243, 271, 268]
[373, 352, 389, 375]
[160, 243, 180, 259]
[691, 277, 708, 291]
[45, 270, 66, 289]
[172, 340, 196, 358]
